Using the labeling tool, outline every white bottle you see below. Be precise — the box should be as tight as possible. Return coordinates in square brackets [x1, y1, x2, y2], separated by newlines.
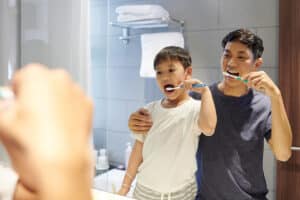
[96, 148, 109, 174]
[125, 142, 132, 169]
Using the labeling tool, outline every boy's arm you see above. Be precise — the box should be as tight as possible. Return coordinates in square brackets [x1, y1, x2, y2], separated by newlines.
[197, 87, 217, 136]
[118, 140, 143, 196]
[247, 71, 292, 161]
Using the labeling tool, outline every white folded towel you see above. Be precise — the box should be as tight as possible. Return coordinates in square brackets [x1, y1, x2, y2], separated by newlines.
[116, 5, 168, 16]
[116, 5, 169, 22]
[140, 32, 184, 78]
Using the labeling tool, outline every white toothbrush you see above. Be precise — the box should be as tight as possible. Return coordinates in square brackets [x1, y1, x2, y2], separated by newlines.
[222, 71, 248, 83]
[165, 83, 207, 91]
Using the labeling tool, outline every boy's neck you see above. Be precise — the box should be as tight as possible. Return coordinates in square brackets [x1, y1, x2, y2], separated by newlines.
[162, 93, 190, 108]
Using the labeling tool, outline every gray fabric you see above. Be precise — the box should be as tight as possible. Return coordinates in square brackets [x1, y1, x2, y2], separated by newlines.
[193, 83, 272, 200]
[133, 179, 197, 200]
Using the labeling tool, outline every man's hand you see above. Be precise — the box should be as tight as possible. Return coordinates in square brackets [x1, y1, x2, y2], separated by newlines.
[128, 108, 152, 134]
[246, 71, 281, 98]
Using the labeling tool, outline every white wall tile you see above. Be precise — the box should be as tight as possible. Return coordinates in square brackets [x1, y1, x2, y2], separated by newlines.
[160, 0, 219, 31]
[107, 35, 141, 67]
[219, 0, 278, 28]
[90, 2, 108, 37]
[93, 128, 107, 149]
[92, 67, 106, 98]
[93, 98, 107, 128]
[263, 149, 276, 192]
[106, 99, 129, 132]
[257, 27, 279, 67]
[261, 67, 278, 84]
[193, 68, 222, 85]
[106, 67, 145, 100]
[106, 131, 134, 165]
[186, 31, 223, 68]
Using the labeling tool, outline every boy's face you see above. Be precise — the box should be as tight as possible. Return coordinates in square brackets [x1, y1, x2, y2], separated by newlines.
[221, 41, 262, 87]
[155, 60, 191, 100]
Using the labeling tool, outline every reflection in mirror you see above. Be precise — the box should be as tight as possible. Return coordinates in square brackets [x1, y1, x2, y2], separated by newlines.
[89, 0, 288, 200]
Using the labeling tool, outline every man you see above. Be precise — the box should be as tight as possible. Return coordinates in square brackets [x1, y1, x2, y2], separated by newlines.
[128, 29, 292, 200]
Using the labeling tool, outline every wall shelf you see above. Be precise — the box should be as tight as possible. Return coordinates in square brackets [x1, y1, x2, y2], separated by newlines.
[110, 17, 184, 44]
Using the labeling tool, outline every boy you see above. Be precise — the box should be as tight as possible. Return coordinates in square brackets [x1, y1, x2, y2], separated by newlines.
[118, 46, 217, 200]
[128, 29, 292, 200]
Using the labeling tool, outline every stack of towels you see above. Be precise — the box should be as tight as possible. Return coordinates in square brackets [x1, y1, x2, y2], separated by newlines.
[115, 4, 170, 24]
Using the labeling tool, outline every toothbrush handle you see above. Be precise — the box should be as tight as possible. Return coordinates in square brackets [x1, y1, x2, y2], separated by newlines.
[192, 83, 207, 88]
[237, 77, 248, 83]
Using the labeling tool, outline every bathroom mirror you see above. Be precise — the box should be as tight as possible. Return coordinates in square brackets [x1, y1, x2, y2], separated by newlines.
[0, 0, 295, 199]
[90, 0, 280, 199]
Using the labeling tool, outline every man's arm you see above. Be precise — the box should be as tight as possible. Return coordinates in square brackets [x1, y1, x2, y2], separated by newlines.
[247, 71, 292, 161]
[268, 91, 292, 161]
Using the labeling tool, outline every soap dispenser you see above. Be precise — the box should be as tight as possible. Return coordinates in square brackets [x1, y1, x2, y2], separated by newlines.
[96, 148, 109, 174]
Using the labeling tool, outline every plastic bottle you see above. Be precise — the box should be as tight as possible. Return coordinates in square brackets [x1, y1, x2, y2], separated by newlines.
[125, 142, 132, 169]
[96, 148, 109, 174]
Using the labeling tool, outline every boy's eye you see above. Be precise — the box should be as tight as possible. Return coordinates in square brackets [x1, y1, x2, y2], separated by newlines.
[169, 69, 175, 72]
[223, 54, 230, 58]
[238, 56, 246, 60]
[156, 71, 161, 75]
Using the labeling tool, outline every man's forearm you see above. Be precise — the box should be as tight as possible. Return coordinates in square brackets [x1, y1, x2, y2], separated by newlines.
[269, 92, 292, 161]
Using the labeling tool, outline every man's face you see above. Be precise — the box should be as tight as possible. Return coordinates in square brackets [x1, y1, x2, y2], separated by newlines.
[155, 60, 191, 100]
[221, 41, 260, 87]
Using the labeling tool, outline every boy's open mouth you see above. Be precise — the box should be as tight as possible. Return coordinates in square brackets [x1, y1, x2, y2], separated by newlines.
[164, 84, 176, 92]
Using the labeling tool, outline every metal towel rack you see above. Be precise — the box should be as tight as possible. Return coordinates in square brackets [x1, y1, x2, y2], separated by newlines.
[110, 17, 184, 44]
[291, 146, 300, 151]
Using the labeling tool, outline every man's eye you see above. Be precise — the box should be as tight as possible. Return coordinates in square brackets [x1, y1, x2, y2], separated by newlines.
[156, 71, 161, 75]
[169, 69, 175, 72]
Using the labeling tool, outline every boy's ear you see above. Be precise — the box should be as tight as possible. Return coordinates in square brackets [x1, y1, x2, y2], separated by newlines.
[185, 66, 192, 79]
[254, 58, 263, 70]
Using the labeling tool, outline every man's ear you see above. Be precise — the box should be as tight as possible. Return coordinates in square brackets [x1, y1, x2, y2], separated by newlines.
[185, 66, 192, 79]
[254, 58, 263, 70]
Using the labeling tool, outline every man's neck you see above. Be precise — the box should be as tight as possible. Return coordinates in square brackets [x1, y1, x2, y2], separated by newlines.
[218, 81, 249, 97]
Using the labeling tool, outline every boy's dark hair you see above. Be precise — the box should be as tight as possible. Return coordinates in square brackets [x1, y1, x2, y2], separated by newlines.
[222, 29, 264, 60]
[153, 46, 192, 69]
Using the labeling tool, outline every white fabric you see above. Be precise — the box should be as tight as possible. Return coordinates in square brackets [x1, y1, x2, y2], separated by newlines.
[116, 5, 169, 16]
[140, 32, 184, 78]
[117, 15, 169, 23]
[132, 98, 202, 193]
[116, 5, 169, 23]
[0, 166, 18, 200]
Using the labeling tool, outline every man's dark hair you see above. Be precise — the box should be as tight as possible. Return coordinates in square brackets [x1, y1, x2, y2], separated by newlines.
[222, 29, 264, 59]
[153, 46, 192, 69]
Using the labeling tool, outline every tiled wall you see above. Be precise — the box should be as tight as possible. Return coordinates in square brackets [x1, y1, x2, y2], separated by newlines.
[91, 0, 278, 199]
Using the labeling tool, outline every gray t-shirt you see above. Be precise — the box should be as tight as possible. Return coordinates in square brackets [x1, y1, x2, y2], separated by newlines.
[193, 83, 272, 200]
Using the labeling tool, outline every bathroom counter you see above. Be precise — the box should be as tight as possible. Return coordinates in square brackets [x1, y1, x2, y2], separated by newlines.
[92, 189, 135, 200]
[93, 168, 136, 198]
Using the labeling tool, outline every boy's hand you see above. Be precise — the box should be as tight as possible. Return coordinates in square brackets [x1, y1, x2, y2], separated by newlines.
[128, 108, 152, 134]
[246, 71, 281, 98]
[183, 79, 209, 94]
